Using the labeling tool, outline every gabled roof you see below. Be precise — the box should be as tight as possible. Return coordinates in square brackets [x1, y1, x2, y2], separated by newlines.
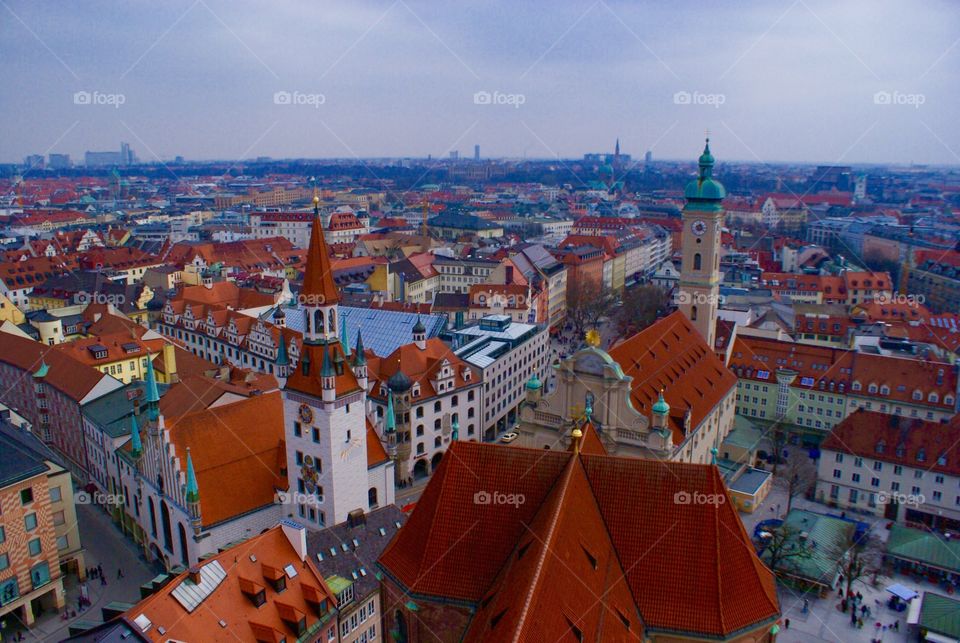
[608, 311, 737, 442]
[165, 393, 287, 526]
[378, 441, 779, 640]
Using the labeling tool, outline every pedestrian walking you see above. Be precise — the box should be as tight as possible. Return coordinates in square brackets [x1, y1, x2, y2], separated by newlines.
[784, 618, 790, 630]
[100, 575, 106, 586]
[117, 568, 124, 579]
[802, 598, 809, 614]
[96, 563, 103, 578]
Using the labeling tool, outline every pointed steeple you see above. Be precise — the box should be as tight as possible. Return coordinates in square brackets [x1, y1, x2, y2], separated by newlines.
[276, 333, 289, 366]
[340, 319, 351, 357]
[145, 355, 160, 420]
[185, 447, 199, 503]
[385, 392, 396, 434]
[352, 330, 366, 366]
[301, 196, 340, 307]
[320, 344, 334, 378]
[129, 413, 142, 458]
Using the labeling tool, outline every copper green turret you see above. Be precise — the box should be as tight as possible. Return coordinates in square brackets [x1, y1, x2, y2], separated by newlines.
[385, 392, 396, 434]
[129, 413, 142, 458]
[145, 355, 160, 420]
[185, 447, 199, 504]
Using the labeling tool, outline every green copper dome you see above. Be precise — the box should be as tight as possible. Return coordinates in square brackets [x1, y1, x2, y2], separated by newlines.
[684, 138, 726, 202]
[652, 391, 670, 415]
[525, 373, 542, 390]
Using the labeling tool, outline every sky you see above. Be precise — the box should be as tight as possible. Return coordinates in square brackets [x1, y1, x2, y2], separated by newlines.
[2, 0, 958, 165]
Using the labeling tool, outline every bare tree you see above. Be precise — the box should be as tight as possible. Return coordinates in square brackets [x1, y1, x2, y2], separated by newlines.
[838, 531, 885, 597]
[615, 284, 669, 337]
[760, 524, 814, 577]
[775, 449, 818, 515]
[566, 279, 617, 339]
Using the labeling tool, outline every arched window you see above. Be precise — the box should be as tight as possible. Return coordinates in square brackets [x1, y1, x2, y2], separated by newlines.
[693, 253, 702, 270]
[314, 310, 324, 334]
[691, 305, 698, 321]
[178, 523, 189, 567]
[328, 309, 336, 335]
[148, 498, 157, 537]
[160, 500, 173, 553]
[368, 487, 378, 509]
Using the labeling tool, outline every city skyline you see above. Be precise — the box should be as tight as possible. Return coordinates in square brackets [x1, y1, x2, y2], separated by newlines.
[2, 0, 958, 165]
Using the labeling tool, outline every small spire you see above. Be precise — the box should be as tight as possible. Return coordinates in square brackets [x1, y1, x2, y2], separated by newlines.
[145, 355, 160, 403]
[129, 413, 142, 458]
[276, 334, 289, 366]
[710, 446, 719, 465]
[451, 417, 459, 441]
[320, 344, 334, 378]
[340, 319, 351, 357]
[33, 359, 49, 379]
[385, 392, 396, 433]
[352, 330, 366, 366]
[185, 447, 199, 503]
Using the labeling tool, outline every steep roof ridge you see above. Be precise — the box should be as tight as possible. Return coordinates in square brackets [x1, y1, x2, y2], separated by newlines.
[512, 450, 579, 641]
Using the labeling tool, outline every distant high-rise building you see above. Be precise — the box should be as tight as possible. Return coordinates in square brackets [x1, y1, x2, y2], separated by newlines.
[449, 150, 459, 160]
[86, 142, 136, 167]
[48, 153, 71, 169]
[23, 154, 44, 170]
[645, 150, 653, 164]
[474, 144, 480, 161]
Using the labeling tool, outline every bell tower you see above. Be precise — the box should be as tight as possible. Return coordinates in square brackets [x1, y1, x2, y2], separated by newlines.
[679, 138, 724, 347]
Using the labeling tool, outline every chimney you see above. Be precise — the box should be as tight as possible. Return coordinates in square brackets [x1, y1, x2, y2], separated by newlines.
[187, 566, 202, 585]
[162, 343, 178, 384]
[280, 519, 307, 561]
[347, 509, 366, 528]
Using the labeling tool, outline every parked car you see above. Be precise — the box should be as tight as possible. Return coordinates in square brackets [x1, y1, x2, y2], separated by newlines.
[500, 431, 519, 443]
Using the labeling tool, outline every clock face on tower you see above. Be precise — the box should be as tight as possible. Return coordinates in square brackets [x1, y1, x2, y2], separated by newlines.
[298, 404, 313, 424]
[691, 219, 708, 236]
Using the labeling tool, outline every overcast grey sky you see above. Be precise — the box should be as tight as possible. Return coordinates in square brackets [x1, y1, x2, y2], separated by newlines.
[2, 0, 958, 164]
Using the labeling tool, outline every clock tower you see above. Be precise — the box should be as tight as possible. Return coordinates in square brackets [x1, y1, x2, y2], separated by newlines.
[678, 139, 725, 347]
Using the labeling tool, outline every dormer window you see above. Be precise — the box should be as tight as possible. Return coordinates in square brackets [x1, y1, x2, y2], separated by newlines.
[875, 440, 885, 454]
[896, 445, 905, 458]
[852, 381, 862, 392]
[917, 449, 926, 463]
[913, 390, 923, 401]
[868, 384, 878, 394]
[880, 385, 890, 395]
[929, 393, 939, 404]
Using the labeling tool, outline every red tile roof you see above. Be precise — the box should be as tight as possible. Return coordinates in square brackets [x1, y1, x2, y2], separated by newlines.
[120, 525, 337, 642]
[822, 410, 960, 476]
[166, 392, 287, 526]
[379, 441, 778, 639]
[608, 312, 737, 443]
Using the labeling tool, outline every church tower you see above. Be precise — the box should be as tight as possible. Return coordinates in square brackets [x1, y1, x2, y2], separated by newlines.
[281, 194, 394, 527]
[301, 196, 340, 345]
[679, 139, 725, 347]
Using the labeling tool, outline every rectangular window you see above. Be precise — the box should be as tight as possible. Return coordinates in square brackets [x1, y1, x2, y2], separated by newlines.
[24, 513, 38, 532]
[57, 535, 69, 550]
[28, 538, 42, 556]
[0, 553, 8, 571]
[312, 428, 320, 443]
[49, 486, 62, 503]
[20, 488, 33, 505]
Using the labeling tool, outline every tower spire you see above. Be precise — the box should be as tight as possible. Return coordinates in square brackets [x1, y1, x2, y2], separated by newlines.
[129, 413, 142, 458]
[185, 447, 199, 503]
[145, 355, 160, 421]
